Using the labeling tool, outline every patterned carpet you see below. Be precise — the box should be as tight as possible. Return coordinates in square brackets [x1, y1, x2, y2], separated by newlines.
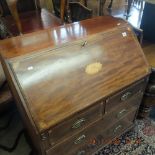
[0, 106, 155, 155]
[96, 119, 155, 155]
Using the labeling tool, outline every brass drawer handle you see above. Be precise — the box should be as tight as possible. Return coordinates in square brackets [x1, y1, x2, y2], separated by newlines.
[72, 118, 86, 129]
[77, 150, 86, 155]
[74, 135, 86, 145]
[121, 92, 132, 101]
[117, 109, 128, 118]
[113, 125, 122, 133]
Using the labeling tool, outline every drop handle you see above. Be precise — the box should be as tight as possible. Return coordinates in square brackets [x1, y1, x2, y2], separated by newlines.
[117, 109, 128, 118]
[113, 125, 122, 134]
[74, 135, 86, 144]
[72, 118, 86, 129]
[121, 92, 132, 101]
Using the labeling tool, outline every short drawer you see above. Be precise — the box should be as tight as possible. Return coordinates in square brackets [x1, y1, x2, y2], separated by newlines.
[104, 90, 144, 122]
[102, 113, 135, 143]
[105, 78, 147, 112]
[48, 101, 103, 146]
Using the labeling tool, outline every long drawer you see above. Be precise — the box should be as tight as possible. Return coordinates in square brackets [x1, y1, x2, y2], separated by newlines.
[48, 101, 103, 146]
[105, 78, 147, 112]
[46, 106, 137, 155]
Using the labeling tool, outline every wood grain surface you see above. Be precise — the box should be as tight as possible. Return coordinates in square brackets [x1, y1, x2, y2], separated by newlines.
[7, 24, 150, 132]
[0, 16, 128, 59]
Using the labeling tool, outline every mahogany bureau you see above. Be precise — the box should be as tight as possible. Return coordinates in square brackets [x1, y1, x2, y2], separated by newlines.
[0, 16, 150, 155]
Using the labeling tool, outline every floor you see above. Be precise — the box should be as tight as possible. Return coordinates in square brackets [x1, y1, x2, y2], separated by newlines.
[105, 1, 144, 28]
[143, 43, 155, 68]
[87, 0, 144, 28]
[0, 106, 31, 155]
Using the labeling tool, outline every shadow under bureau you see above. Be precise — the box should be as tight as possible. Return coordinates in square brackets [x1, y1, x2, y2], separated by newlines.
[0, 16, 150, 155]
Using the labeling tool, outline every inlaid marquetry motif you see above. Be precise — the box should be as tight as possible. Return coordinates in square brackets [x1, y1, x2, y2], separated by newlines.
[85, 62, 102, 75]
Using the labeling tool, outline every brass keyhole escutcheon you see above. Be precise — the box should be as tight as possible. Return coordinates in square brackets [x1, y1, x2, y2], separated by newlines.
[81, 41, 87, 47]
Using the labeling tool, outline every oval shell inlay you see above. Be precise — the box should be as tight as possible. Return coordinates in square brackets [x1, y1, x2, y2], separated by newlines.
[85, 62, 102, 75]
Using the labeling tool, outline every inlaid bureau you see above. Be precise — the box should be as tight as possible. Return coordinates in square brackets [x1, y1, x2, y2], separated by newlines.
[0, 16, 150, 155]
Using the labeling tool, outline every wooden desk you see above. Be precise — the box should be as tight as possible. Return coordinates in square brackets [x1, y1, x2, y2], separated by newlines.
[0, 16, 150, 155]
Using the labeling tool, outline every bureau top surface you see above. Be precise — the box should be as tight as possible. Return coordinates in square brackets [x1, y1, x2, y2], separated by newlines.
[1, 16, 128, 59]
[1, 16, 150, 132]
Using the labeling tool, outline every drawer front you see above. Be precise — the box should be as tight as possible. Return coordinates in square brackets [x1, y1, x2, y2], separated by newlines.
[102, 112, 135, 142]
[105, 78, 147, 112]
[46, 107, 136, 155]
[49, 101, 103, 146]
